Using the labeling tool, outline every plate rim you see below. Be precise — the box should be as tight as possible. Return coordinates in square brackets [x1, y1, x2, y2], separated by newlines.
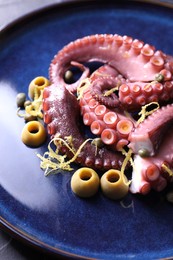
[0, 0, 173, 35]
[0, 0, 173, 259]
[0, 216, 91, 259]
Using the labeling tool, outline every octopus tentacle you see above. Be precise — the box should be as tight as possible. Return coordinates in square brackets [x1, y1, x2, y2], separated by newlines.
[90, 76, 123, 108]
[79, 88, 135, 150]
[49, 34, 171, 94]
[43, 83, 124, 170]
[88, 72, 173, 111]
[130, 125, 173, 194]
[130, 155, 167, 195]
[43, 34, 173, 186]
[90, 64, 120, 81]
[128, 104, 173, 156]
[77, 65, 135, 150]
[119, 78, 173, 111]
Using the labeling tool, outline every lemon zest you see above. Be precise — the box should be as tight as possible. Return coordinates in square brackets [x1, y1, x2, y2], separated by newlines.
[137, 101, 160, 124]
[64, 135, 76, 154]
[37, 137, 76, 175]
[143, 80, 161, 91]
[63, 138, 93, 165]
[37, 136, 93, 176]
[162, 163, 173, 177]
[120, 148, 133, 186]
[25, 89, 43, 119]
[16, 107, 26, 118]
[53, 135, 76, 155]
[17, 87, 44, 119]
[37, 152, 70, 176]
[103, 86, 119, 97]
[33, 85, 41, 100]
[77, 78, 91, 100]
[91, 138, 104, 156]
[91, 70, 110, 78]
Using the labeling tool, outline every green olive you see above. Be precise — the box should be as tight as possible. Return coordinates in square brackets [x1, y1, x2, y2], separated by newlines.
[21, 121, 47, 147]
[71, 167, 100, 198]
[100, 169, 129, 200]
[28, 76, 50, 100]
[16, 93, 26, 107]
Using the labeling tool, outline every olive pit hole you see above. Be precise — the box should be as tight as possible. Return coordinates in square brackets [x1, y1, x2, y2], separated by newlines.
[28, 125, 39, 134]
[80, 171, 92, 181]
[34, 78, 45, 86]
[107, 172, 120, 183]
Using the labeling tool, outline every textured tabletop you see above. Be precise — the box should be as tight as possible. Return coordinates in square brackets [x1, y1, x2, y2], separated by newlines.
[0, 0, 66, 29]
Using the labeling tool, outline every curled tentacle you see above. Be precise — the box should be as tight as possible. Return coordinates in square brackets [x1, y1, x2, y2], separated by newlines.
[90, 76, 124, 108]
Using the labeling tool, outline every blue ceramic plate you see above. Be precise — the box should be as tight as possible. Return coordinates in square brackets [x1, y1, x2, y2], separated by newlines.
[1, 0, 173, 259]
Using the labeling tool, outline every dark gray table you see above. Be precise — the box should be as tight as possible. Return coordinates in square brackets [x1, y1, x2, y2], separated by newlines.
[0, 2, 72, 259]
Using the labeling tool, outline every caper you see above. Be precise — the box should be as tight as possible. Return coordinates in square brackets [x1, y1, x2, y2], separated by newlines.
[166, 191, 173, 203]
[24, 114, 37, 122]
[155, 73, 164, 82]
[24, 100, 32, 108]
[64, 70, 74, 83]
[138, 148, 150, 157]
[16, 93, 26, 107]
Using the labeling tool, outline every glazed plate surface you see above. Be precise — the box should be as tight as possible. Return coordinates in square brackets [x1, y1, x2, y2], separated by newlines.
[1, 0, 173, 259]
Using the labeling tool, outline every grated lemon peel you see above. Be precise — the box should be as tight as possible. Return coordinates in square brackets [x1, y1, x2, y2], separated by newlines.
[91, 70, 110, 79]
[77, 78, 91, 100]
[143, 80, 157, 90]
[37, 136, 94, 176]
[17, 87, 44, 119]
[137, 101, 160, 124]
[16, 107, 26, 118]
[91, 138, 104, 156]
[25, 88, 43, 118]
[103, 86, 118, 97]
[103, 81, 121, 97]
[120, 148, 133, 186]
[162, 163, 173, 177]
